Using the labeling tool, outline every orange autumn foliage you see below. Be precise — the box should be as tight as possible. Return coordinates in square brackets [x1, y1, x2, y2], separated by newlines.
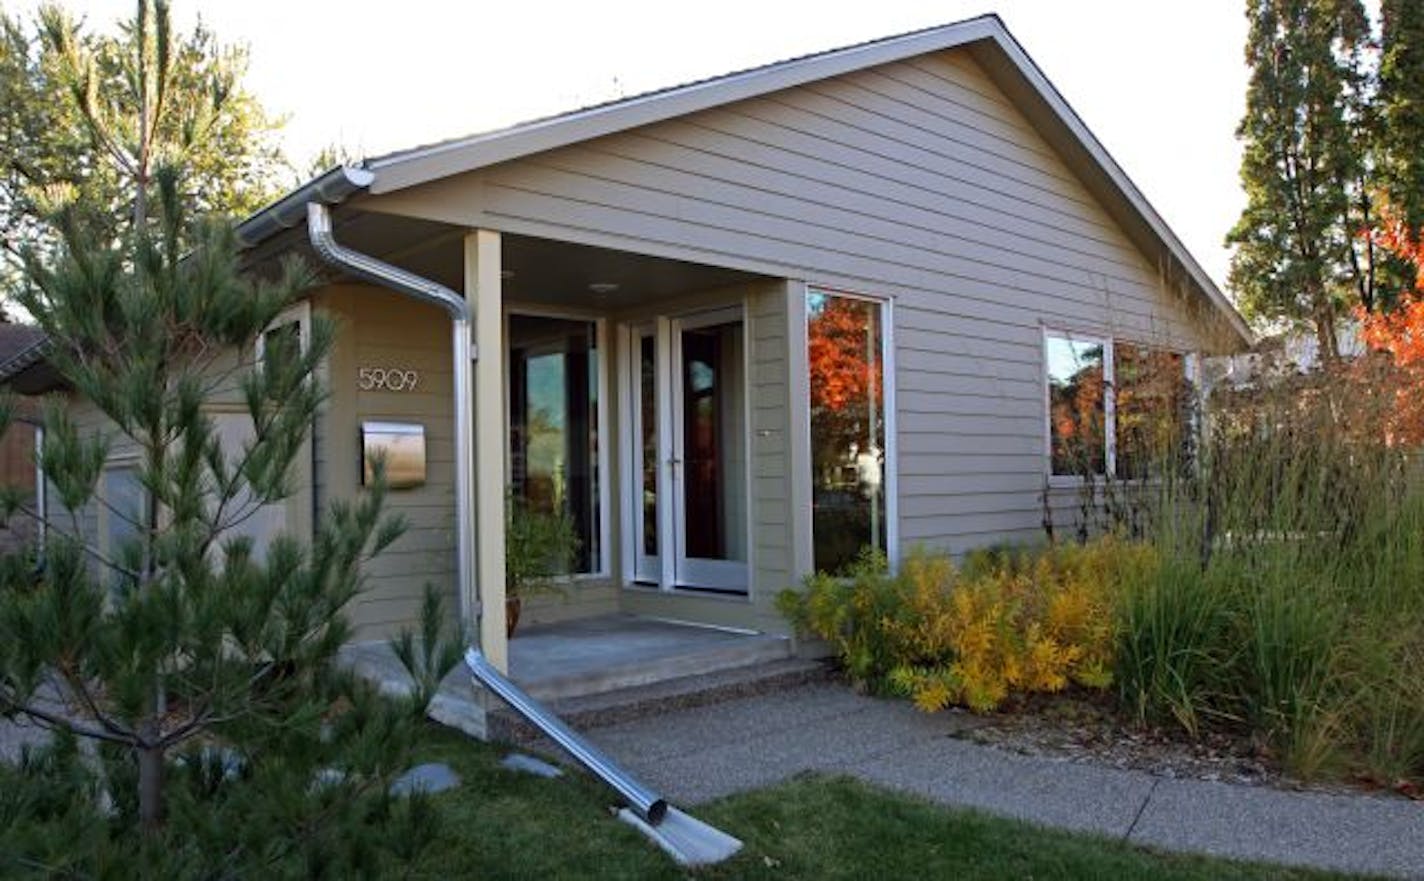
[1360, 213, 1424, 366]
[808, 296, 881, 413]
[1357, 206, 1424, 445]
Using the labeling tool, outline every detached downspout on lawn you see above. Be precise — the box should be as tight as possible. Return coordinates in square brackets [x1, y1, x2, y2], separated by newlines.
[305, 201, 481, 638]
[303, 186, 741, 865]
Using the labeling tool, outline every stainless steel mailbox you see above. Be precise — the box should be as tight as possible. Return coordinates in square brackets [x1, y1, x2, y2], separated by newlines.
[361, 421, 426, 489]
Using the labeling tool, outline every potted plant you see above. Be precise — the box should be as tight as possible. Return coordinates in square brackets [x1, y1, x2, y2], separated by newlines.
[504, 497, 579, 637]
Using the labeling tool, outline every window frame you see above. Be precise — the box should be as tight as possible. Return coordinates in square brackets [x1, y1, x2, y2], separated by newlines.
[804, 285, 898, 573]
[1042, 327, 1198, 485]
[254, 300, 312, 370]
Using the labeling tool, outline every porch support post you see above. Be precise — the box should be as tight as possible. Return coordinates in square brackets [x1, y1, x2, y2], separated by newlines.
[465, 230, 508, 672]
[784, 279, 814, 583]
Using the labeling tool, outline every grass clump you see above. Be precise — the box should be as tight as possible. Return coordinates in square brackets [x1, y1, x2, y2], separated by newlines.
[1112, 362, 1424, 785]
[781, 359, 1424, 789]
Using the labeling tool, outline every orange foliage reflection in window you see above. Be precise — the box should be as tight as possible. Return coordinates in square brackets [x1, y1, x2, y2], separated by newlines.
[808, 292, 885, 574]
[808, 295, 882, 413]
[1046, 335, 1105, 476]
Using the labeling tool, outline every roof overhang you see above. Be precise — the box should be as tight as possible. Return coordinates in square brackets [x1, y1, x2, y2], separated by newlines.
[234, 14, 1252, 348]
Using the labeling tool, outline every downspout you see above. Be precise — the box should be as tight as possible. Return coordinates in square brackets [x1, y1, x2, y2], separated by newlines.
[306, 201, 739, 862]
[306, 202, 480, 638]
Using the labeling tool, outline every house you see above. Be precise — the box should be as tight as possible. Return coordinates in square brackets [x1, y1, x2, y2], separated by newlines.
[1, 16, 1250, 711]
[0, 323, 46, 554]
[1205, 322, 1366, 394]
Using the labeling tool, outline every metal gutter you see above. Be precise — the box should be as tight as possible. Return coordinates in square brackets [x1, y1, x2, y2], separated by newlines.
[306, 202, 480, 635]
[237, 166, 374, 249]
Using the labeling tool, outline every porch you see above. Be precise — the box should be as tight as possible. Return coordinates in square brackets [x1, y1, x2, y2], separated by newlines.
[281, 201, 890, 718]
[296, 209, 811, 661]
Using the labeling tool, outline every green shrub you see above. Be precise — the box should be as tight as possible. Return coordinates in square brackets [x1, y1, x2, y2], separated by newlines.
[776, 548, 898, 685]
[778, 539, 1152, 713]
[1114, 549, 1238, 736]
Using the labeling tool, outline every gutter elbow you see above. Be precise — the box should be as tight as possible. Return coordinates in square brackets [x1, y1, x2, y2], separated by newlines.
[304, 202, 469, 322]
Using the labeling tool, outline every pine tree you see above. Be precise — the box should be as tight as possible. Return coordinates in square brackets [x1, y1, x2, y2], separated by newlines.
[0, 167, 454, 874]
[0, 1, 285, 287]
[1227, 0, 1373, 360]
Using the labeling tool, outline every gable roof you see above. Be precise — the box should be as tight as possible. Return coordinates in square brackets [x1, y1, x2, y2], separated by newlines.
[245, 14, 1250, 345]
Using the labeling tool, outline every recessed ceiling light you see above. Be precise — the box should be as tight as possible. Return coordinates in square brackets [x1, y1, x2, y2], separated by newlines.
[588, 282, 619, 294]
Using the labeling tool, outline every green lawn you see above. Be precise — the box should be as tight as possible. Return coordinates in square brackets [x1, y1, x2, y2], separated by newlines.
[410, 726, 1364, 880]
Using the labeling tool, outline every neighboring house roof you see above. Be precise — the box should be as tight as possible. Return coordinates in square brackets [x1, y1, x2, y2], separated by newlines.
[0, 323, 53, 396]
[0, 324, 46, 366]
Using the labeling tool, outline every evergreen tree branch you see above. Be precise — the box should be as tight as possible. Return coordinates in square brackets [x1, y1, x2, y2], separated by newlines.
[1, 693, 133, 746]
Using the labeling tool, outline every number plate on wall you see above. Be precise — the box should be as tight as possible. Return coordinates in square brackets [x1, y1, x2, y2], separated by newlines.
[358, 367, 419, 391]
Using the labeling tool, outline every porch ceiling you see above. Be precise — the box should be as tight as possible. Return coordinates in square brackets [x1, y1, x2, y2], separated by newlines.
[499, 234, 762, 309]
[254, 208, 763, 308]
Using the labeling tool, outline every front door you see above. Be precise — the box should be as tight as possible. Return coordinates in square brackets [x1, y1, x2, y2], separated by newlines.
[629, 308, 748, 592]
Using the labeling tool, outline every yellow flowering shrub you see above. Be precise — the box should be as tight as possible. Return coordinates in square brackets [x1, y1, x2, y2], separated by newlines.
[780, 537, 1157, 714]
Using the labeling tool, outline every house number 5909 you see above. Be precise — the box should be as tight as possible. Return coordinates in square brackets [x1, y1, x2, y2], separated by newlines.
[358, 367, 419, 391]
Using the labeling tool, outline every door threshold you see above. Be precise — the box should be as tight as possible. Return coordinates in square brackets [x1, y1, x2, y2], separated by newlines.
[621, 582, 753, 604]
[639, 615, 762, 636]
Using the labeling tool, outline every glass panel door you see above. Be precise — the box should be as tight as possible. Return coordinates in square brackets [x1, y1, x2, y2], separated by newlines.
[671, 311, 747, 591]
[625, 310, 749, 593]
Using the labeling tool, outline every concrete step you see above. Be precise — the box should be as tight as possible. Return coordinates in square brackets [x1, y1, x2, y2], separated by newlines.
[510, 628, 796, 703]
[492, 657, 833, 744]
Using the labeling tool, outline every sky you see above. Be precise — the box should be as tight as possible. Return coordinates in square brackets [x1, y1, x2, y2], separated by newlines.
[26, 0, 1253, 292]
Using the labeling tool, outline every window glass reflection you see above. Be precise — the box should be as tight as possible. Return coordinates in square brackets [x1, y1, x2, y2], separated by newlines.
[1046, 334, 1106, 477]
[808, 292, 885, 574]
[508, 315, 599, 573]
[1114, 344, 1190, 480]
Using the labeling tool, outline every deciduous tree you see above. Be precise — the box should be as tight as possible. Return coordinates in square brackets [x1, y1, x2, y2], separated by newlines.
[1357, 205, 1424, 444]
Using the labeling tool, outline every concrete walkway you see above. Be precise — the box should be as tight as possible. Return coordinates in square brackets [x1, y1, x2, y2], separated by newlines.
[578, 683, 1424, 879]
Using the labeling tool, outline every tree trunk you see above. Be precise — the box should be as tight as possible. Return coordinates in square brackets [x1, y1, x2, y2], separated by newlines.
[137, 726, 164, 831]
[1313, 300, 1340, 366]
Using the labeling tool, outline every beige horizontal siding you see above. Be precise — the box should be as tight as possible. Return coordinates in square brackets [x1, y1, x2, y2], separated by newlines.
[314, 285, 460, 640]
[368, 45, 1220, 563]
